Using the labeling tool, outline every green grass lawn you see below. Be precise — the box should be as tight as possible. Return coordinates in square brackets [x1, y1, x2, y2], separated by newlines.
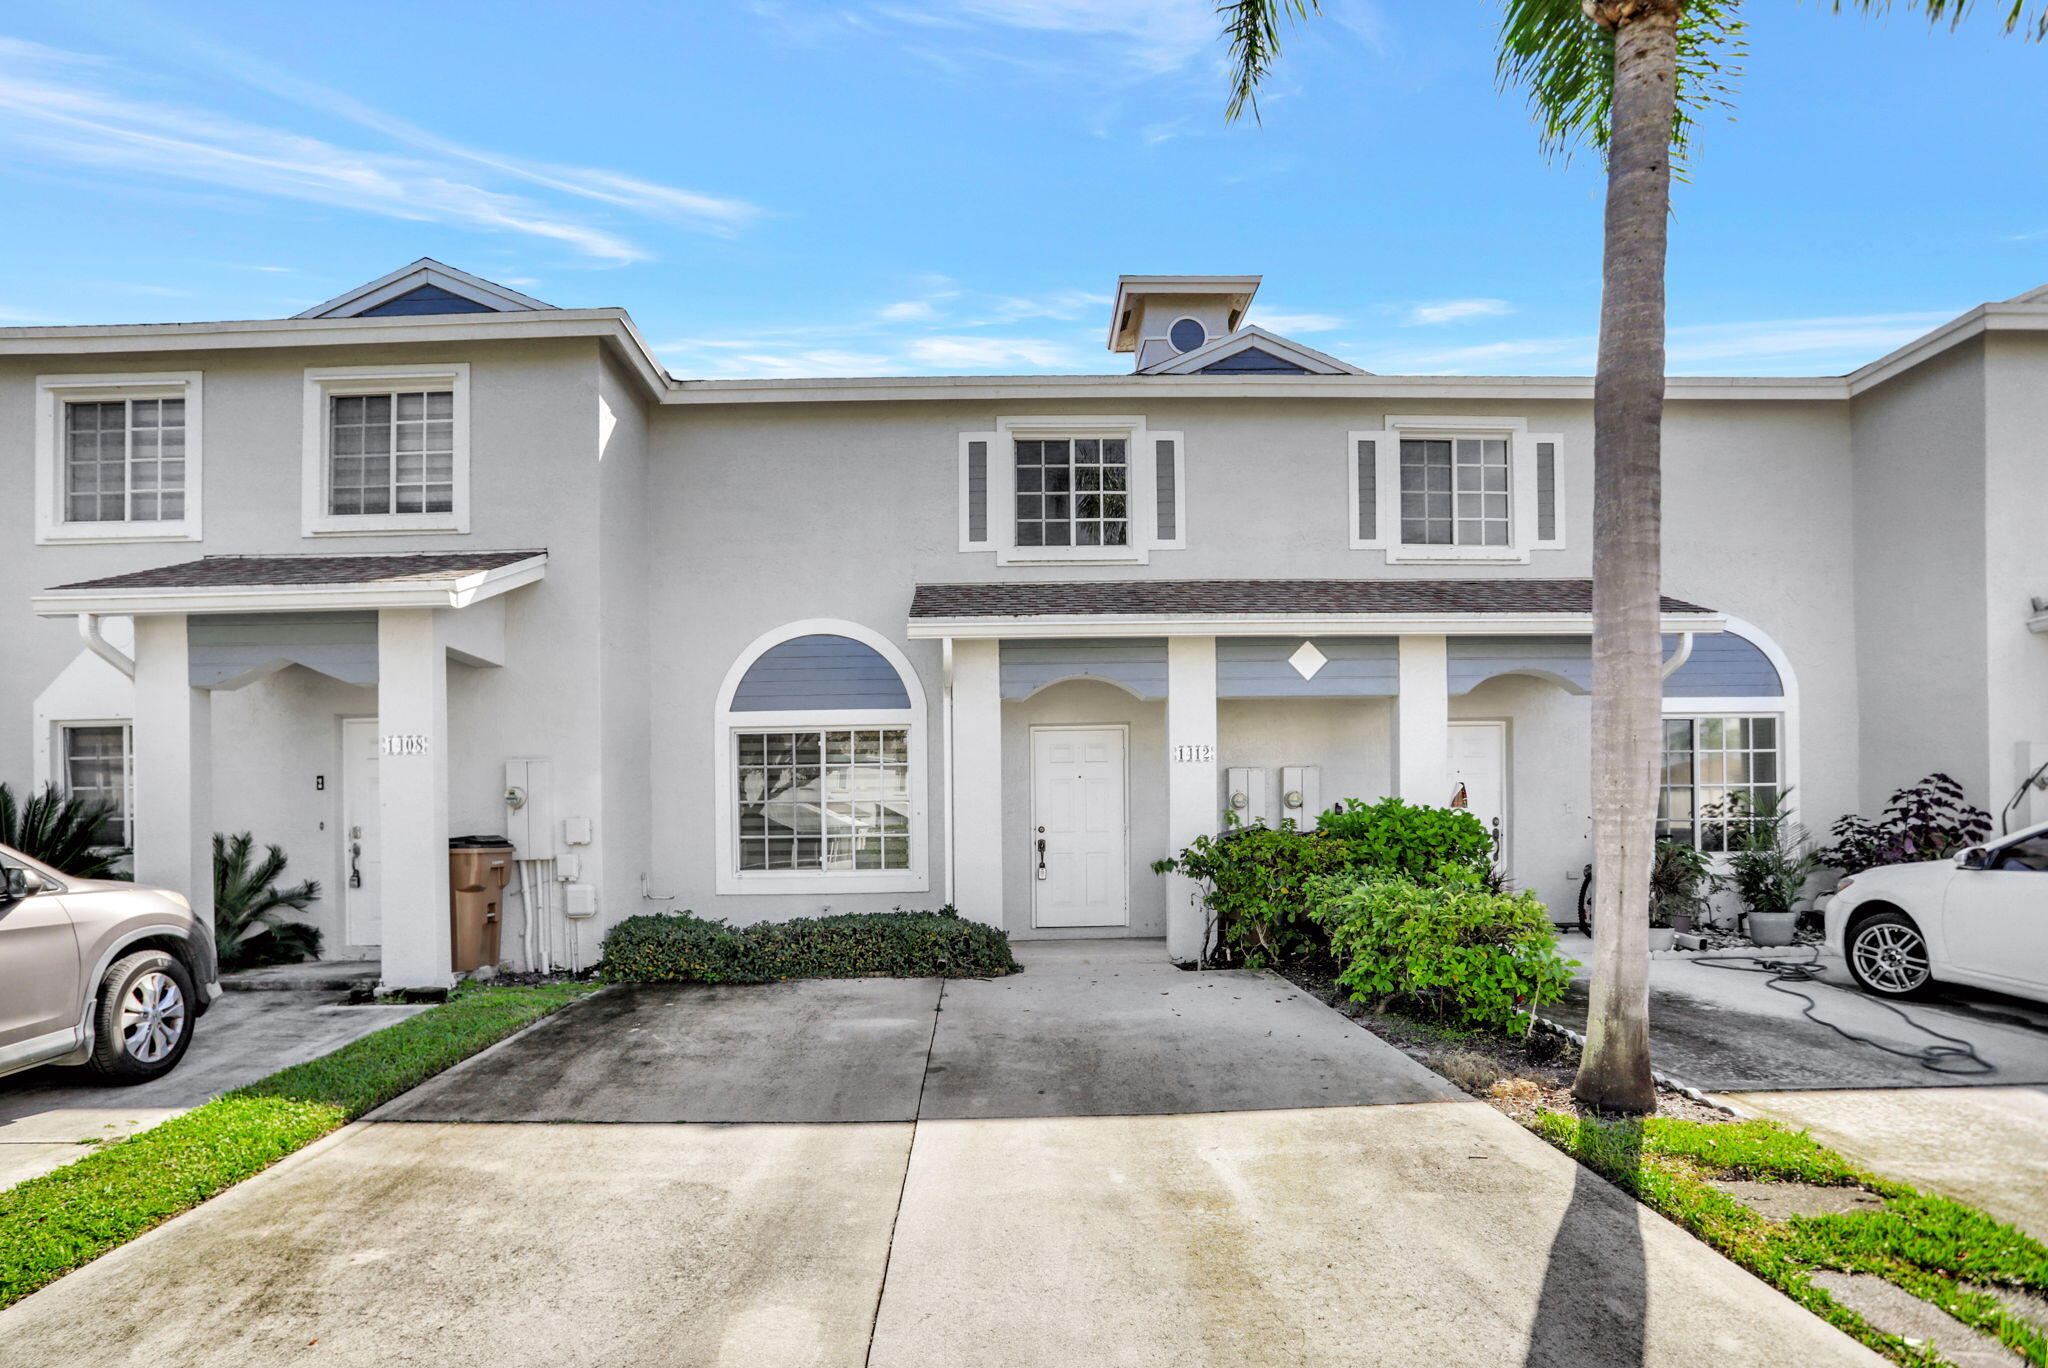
[1533, 1112, 2048, 1368]
[0, 982, 593, 1311]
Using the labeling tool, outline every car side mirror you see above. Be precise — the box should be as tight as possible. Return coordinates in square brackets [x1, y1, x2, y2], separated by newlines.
[1, 866, 34, 902]
[1956, 847, 1989, 870]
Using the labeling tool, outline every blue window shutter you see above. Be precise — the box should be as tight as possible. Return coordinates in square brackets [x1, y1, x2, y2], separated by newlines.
[966, 440, 989, 542]
[1155, 438, 1178, 541]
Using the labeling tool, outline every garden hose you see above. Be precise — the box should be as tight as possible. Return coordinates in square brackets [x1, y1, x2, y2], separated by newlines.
[1692, 948, 1996, 1076]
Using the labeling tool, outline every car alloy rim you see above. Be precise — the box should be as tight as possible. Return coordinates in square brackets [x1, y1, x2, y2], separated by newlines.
[118, 971, 187, 1064]
[1852, 923, 1929, 993]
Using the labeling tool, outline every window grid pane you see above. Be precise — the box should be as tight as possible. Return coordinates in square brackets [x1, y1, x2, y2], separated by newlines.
[1656, 715, 1781, 853]
[64, 398, 186, 524]
[737, 728, 911, 873]
[1399, 437, 1509, 547]
[63, 725, 131, 848]
[1015, 438, 1128, 549]
[329, 390, 454, 517]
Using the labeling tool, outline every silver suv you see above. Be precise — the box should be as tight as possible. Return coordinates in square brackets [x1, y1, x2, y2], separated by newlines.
[0, 842, 220, 1083]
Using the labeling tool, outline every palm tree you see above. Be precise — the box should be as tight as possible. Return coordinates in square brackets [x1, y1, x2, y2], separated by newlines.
[213, 832, 322, 972]
[1221, 0, 2044, 1112]
[0, 781, 129, 879]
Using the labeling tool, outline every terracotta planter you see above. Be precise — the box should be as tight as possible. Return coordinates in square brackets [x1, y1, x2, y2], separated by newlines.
[1648, 927, 1677, 952]
[1747, 911, 1799, 948]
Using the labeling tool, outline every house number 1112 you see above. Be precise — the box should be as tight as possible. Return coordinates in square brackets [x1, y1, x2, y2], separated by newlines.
[1172, 744, 1214, 764]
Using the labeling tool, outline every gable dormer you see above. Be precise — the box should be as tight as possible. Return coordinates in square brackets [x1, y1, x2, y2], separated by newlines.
[1109, 275, 1260, 371]
[1107, 274, 1365, 376]
[293, 258, 557, 320]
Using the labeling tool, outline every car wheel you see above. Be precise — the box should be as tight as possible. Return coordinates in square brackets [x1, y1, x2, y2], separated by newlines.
[1844, 911, 1934, 999]
[86, 950, 196, 1083]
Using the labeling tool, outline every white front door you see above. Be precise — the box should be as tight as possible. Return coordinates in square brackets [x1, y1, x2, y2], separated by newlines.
[341, 717, 382, 947]
[1448, 719, 1508, 866]
[1031, 726, 1129, 929]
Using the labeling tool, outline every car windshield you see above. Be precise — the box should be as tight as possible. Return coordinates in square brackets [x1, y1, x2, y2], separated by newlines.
[1996, 834, 2048, 872]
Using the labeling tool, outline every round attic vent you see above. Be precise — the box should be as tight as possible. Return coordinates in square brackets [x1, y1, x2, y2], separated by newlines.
[1168, 317, 1207, 353]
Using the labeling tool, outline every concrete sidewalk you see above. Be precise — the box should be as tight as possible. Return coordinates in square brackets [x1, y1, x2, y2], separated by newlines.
[0, 942, 1889, 1367]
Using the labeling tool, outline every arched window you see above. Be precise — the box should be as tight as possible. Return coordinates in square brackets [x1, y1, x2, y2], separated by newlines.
[1657, 618, 1800, 854]
[713, 621, 927, 895]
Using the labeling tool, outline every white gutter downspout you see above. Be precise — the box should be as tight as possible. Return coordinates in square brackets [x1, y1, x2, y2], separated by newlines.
[941, 637, 956, 909]
[1659, 631, 1695, 680]
[78, 613, 135, 678]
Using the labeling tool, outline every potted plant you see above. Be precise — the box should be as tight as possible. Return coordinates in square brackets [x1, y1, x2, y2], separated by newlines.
[1720, 792, 1821, 948]
[1649, 840, 1716, 948]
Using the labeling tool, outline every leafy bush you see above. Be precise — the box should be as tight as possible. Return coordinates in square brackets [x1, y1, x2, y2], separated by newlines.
[1306, 868, 1574, 1034]
[600, 906, 1017, 983]
[1148, 819, 1353, 965]
[1153, 798, 1498, 967]
[213, 832, 322, 971]
[0, 782, 128, 879]
[1719, 792, 1822, 917]
[1818, 772, 1991, 875]
[1315, 796, 1496, 880]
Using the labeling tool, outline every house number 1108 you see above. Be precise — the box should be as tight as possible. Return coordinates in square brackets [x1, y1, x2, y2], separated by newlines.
[380, 734, 430, 756]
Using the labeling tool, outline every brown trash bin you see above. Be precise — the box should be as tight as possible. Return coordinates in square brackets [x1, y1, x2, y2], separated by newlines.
[448, 836, 515, 973]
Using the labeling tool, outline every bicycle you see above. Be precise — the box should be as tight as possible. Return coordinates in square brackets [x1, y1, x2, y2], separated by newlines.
[1575, 862, 1594, 936]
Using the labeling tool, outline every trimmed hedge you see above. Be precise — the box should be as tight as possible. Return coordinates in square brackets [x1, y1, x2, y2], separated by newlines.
[600, 907, 1018, 983]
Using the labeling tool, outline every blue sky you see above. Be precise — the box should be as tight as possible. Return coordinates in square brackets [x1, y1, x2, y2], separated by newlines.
[2, 1, 2044, 378]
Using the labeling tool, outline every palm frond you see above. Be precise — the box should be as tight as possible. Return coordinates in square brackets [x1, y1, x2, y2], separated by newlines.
[1832, 0, 2048, 40]
[213, 831, 321, 968]
[1495, 0, 1748, 165]
[1221, 0, 1321, 124]
[0, 781, 129, 878]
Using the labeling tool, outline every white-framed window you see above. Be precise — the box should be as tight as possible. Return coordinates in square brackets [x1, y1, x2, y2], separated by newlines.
[736, 728, 913, 873]
[957, 417, 1183, 564]
[61, 722, 133, 849]
[1657, 714, 1783, 854]
[34, 373, 203, 544]
[713, 620, 929, 895]
[1349, 417, 1563, 562]
[302, 363, 469, 536]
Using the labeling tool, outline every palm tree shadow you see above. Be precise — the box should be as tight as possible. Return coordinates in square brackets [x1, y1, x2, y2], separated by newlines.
[1523, 1118, 1649, 1368]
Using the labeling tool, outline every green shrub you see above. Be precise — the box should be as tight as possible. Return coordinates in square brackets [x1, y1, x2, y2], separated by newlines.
[1307, 868, 1574, 1033]
[1153, 798, 1498, 967]
[1149, 819, 1353, 965]
[600, 906, 1017, 983]
[1315, 796, 1496, 880]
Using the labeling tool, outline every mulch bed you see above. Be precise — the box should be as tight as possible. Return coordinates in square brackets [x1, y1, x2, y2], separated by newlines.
[1279, 963, 1732, 1126]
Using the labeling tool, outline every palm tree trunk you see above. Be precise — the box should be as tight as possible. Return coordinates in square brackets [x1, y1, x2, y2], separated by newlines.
[1573, 0, 1680, 1114]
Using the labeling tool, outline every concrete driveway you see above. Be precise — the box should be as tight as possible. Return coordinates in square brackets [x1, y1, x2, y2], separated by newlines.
[0, 941, 1887, 1368]
[0, 991, 425, 1189]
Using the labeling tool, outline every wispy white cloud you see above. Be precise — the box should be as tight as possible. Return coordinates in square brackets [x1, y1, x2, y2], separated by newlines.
[1245, 309, 1344, 334]
[1402, 298, 1514, 326]
[980, 288, 1110, 322]
[907, 335, 1078, 368]
[873, 0, 1220, 75]
[0, 34, 763, 265]
[880, 299, 940, 321]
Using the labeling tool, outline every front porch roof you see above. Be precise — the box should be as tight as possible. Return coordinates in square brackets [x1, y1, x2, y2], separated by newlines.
[34, 550, 546, 617]
[908, 578, 1724, 639]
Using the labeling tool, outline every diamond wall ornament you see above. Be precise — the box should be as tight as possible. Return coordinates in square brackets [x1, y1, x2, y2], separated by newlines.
[1288, 641, 1328, 680]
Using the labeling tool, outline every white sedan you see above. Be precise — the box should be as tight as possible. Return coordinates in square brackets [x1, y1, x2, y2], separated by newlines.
[1824, 818, 2048, 1004]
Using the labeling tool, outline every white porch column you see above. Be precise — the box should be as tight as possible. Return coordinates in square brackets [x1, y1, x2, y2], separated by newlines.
[1165, 635, 1218, 963]
[1394, 635, 1451, 807]
[131, 615, 212, 924]
[377, 609, 452, 990]
[949, 638, 1004, 924]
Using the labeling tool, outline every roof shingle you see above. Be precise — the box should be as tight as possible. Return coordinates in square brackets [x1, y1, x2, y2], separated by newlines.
[910, 579, 1711, 618]
[49, 551, 543, 593]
